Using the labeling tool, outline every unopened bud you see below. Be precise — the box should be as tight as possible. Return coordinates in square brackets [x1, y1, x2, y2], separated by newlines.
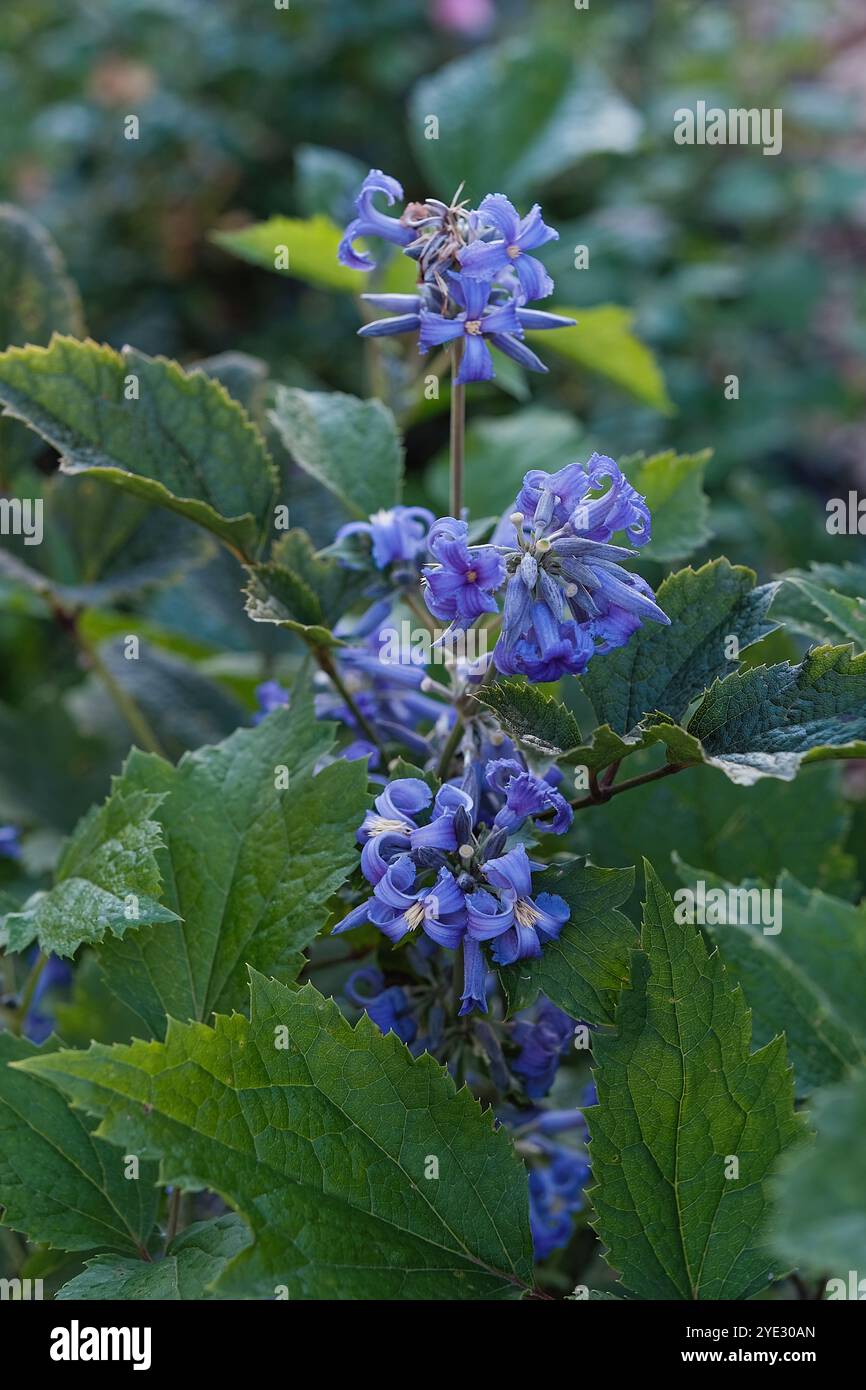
[509, 511, 524, 527]
[458, 843, 473, 861]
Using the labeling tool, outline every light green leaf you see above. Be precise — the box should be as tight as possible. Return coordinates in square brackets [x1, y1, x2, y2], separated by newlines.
[771, 1069, 866, 1280]
[19, 972, 534, 1300]
[96, 679, 370, 1036]
[242, 529, 353, 649]
[529, 305, 673, 413]
[269, 386, 403, 518]
[587, 863, 804, 1300]
[501, 862, 637, 1024]
[0, 336, 278, 558]
[685, 644, 866, 784]
[0, 764, 177, 958]
[674, 864, 866, 1095]
[773, 569, 866, 651]
[213, 214, 365, 293]
[56, 1215, 251, 1300]
[0, 1033, 157, 1254]
[409, 39, 641, 201]
[582, 559, 780, 735]
[625, 449, 712, 562]
[475, 682, 582, 757]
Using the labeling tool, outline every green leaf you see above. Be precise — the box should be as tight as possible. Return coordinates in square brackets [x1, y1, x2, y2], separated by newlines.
[685, 644, 866, 783]
[582, 559, 779, 735]
[528, 305, 673, 413]
[773, 569, 866, 651]
[408, 39, 640, 201]
[771, 1069, 866, 1280]
[0, 204, 84, 348]
[19, 972, 534, 1300]
[242, 530, 352, 649]
[55, 1215, 251, 1300]
[625, 449, 712, 562]
[587, 863, 804, 1300]
[501, 862, 637, 1025]
[674, 864, 866, 1095]
[213, 215, 364, 293]
[0, 1033, 157, 1254]
[0, 764, 177, 958]
[475, 682, 582, 757]
[96, 680, 370, 1036]
[269, 386, 403, 518]
[0, 336, 278, 558]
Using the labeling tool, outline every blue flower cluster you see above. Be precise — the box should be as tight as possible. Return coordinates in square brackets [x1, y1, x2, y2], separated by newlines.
[423, 457, 670, 681]
[333, 762, 572, 1015]
[338, 171, 575, 383]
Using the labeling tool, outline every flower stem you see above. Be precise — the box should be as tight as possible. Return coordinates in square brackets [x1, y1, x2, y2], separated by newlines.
[315, 646, 387, 761]
[449, 342, 466, 518]
[9, 951, 48, 1038]
[570, 760, 690, 810]
[436, 714, 465, 781]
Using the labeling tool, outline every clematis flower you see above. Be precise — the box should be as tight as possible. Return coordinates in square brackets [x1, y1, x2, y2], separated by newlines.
[466, 844, 569, 964]
[511, 998, 575, 1098]
[459, 194, 559, 302]
[334, 505, 434, 571]
[486, 758, 573, 835]
[337, 169, 415, 272]
[418, 273, 544, 384]
[333, 855, 468, 949]
[357, 777, 474, 884]
[422, 516, 505, 630]
[529, 1149, 591, 1260]
[344, 967, 418, 1046]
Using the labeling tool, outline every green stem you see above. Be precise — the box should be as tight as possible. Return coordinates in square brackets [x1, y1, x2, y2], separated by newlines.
[164, 1188, 183, 1249]
[315, 647, 387, 761]
[449, 342, 466, 518]
[10, 951, 48, 1037]
[78, 628, 167, 759]
[436, 714, 465, 781]
[570, 760, 689, 811]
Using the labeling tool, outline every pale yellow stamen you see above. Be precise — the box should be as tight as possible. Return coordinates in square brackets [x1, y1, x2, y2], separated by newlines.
[465, 569, 477, 583]
[514, 898, 542, 929]
[404, 900, 426, 931]
[465, 319, 483, 335]
[367, 815, 412, 836]
[507, 244, 521, 259]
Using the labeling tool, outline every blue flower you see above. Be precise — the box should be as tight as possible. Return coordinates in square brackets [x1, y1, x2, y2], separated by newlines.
[529, 1148, 591, 1260]
[418, 272, 538, 385]
[344, 967, 418, 1046]
[422, 517, 505, 630]
[334, 855, 468, 949]
[334, 505, 434, 572]
[487, 758, 573, 835]
[337, 169, 415, 272]
[458, 194, 559, 302]
[0, 826, 21, 861]
[466, 843, 569, 965]
[22, 952, 72, 1044]
[356, 777, 474, 884]
[512, 998, 575, 1098]
[459, 934, 491, 1016]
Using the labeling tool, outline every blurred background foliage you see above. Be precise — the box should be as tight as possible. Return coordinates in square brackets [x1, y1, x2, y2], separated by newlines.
[2, 0, 866, 883]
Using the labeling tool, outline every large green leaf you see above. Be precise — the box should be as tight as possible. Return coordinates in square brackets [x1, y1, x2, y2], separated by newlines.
[0, 1033, 157, 1255]
[408, 39, 640, 201]
[771, 1069, 866, 1281]
[684, 644, 866, 783]
[582, 559, 779, 735]
[587, 863, 804, 1300]
[213, 215, 365, 293]
[96, 679, 370, 1036]
[19, 972, 534, 1300]
[242, 530, 353, 649]
[772, 566, 866, 650]
[56, 1215, 251, 1300]
[269, 386, 403, 518]
[0, 336, 278, 558]
[625, 449, 712, 562]
[0, 763, 177, 958]
[528, 305, 673, 413]
[475, 682, 582, 758]
[674, 865, 866, 1095]
[500, 862, 637, 1025]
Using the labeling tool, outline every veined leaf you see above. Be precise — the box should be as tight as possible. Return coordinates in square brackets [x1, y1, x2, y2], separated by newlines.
[242, 529, 354, 649]
[772, 566, 866, 650]
[96, 678, 370, 1036]
[0, 764, 177, 958]
[582, 559, 779, 735]
[475, 682, 582, 757]
[269, 386, 403, 518]
[56, 1215, 250, 1300]
[18, 972, 534, 1300]
[0, 1033, 157, 1255]
[529, 305, 673, 413]
[587, 863, 805, 1300]
[625, 449, 712, 562]
[0, 336, 278, 559]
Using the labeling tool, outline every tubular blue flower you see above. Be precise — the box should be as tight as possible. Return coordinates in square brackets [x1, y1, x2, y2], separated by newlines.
[511, 998, 574, 1098]
[344, 967, 418, 1046]
[0, 826, 21, 861]
[422, 517, 505, 630]
[418, 273, 531, 384]
[486, 758, 573, 835]
[459, 935, 490, 1016]
[334, 505, 434, 571]
[334, 855, 468, 949]
[459, 194, 558, 301]
[22, 952, 72, 1044]
[529, 1149, 591, 1260]
[467, 844, 569, 964]
[337, 169, 415, 272]
[357, 778, 474, 884]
